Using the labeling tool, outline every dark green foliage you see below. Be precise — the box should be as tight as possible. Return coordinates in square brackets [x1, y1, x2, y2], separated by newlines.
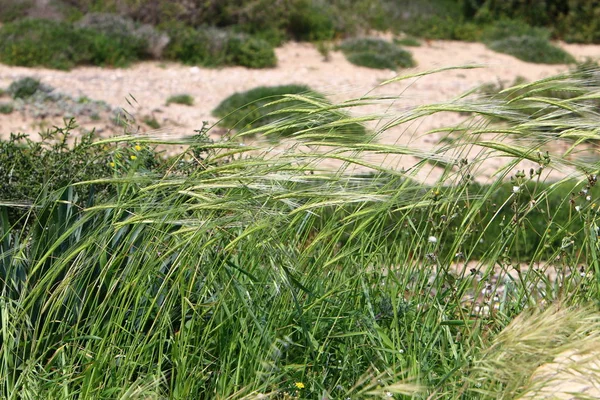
[225, 35, 277, 68]
[7, 77, 40, 99]
[60, 0, 372, 45]
[163, 25, 276, 68]
[487, 35, 575, 65]
[0, 103, 13, 114]
[166, 94, 194, 106]
[287, 0, 335, 41]
[0, 120, 213, 227]
[0, 19, 147, 70]
[213, 84, 368, 142]
[76, 12, 170, 58]
[339, 37, 415, 70]
[460, 0, 600, 44]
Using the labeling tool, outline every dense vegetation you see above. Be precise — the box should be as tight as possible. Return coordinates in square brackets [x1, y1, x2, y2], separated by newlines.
[2, 69, 600, 397]
[2, 1, 600, 398]
[0, 0, 593, 70]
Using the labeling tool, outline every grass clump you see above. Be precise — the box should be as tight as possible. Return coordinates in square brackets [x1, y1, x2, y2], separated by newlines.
[213, 84, 368, 143]
[164, 25, 276, 68]
[338, 37, 415, 70]
[166, 94, 194, 106]
[76, 12, 170, 59]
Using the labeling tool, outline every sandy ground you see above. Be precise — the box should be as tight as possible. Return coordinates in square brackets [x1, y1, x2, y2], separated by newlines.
[2, 39, 598, 183]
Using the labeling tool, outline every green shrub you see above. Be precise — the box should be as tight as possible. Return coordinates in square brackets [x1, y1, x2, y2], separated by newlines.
[226, 36, 277, 68]
[287, 0, 335, 41]
[213, 84, 367, 143]
[338, 37, 415, 70]
[0, 122, 113, 223]
[0, 19, 147, 70]
[164, 25, 276, 68]
[487, 35, 575, 65]
[166, 94, 194, 106]
[400, 14, 481, 41]
[76, 26, 147, 67]
[0, 19, 84, 70]
[76, 12, 170, 58]
[0, 103, 13, 114]
[8, 77, 41, 99]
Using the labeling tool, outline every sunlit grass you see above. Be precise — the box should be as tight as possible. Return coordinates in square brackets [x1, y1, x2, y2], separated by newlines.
[1, 66, 600, 398]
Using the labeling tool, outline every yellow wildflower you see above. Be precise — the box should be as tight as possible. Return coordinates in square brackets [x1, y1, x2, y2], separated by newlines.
[109, 162, 115, 168]
[134, 145, 142, 151]
[130, 155, 137, 160]
[294, 382, 305, 389]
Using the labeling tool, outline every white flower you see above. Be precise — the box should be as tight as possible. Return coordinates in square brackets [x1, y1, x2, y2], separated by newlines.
[575, 205, 581, 212]
[428, 236, 437, 243]
[512, 186, 520, 193]
[586, 195, 592, 201]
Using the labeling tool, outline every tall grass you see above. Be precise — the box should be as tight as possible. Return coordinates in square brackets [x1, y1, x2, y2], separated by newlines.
[2, 67, 600, 398]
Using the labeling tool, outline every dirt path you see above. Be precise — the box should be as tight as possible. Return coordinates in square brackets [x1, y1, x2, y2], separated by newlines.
[1, 40, 598, 182]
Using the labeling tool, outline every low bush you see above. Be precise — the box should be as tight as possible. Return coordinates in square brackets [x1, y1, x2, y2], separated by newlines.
[163, 25, 276, 68]
[213, 84, 368, 143]
[0, 122, 113, 223]
[166, 94, 194, 106]
[338, 37, 415, 70]
[0, 120, 213, 227]
[0, 19, 84, 70]
[0, 19, 147, 70]
[0, 103, 13, 114]
[487, 35, 575, 65]
[225, 35, 277, 68]
[287, 0, 335, 41]
[8, 77, 42, 99]
[76, 13, 170, 58]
